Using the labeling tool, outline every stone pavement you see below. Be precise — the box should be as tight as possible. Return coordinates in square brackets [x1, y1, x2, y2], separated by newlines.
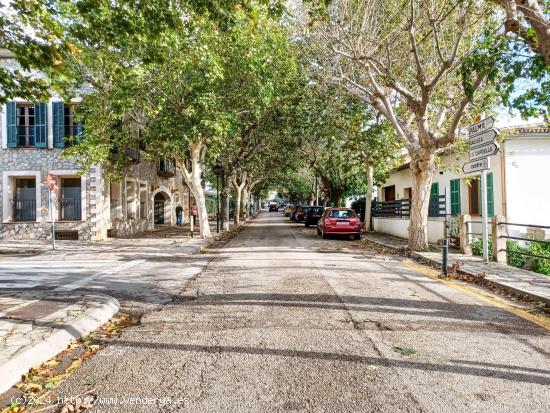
[363, 232, 550, 306]
[0, 290, 118, 394]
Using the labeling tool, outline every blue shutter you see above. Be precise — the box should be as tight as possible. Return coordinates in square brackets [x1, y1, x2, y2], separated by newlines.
[450, 179, 461, 215]
[52, 101, 65, 148]
[34, 103, 47, 148]
[6, 102, 17, 147]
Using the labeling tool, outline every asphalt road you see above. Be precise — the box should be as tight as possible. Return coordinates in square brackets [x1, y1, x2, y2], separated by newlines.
[0, 235, 207, 313]
[54, 212, 550, 412]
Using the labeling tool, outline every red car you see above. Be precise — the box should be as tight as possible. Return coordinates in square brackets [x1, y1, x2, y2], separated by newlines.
[317, 208, 361, 240]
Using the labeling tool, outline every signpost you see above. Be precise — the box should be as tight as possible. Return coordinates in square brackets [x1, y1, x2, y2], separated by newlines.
[42, 174, 57, 250]
[463, 117, 500, 263]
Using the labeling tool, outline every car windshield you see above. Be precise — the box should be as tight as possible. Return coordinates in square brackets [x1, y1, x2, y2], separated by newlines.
[310, 207, 324, 214]
[301, 207, 309, 212]
[329, 209, 356, 218]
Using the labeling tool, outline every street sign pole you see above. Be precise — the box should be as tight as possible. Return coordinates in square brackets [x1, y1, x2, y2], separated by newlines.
[481, 170, 489, 263]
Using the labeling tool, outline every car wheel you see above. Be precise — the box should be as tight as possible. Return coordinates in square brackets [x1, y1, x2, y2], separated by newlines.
[354, 234, 361, 240]
[305, 222, 309, 228]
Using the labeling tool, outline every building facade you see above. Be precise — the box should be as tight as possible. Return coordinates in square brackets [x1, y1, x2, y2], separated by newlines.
[374, 125, 550, 242]
[0, 52, 191, 241]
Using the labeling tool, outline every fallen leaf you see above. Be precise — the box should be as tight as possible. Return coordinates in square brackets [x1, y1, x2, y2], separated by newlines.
[392, 346, 417, 356]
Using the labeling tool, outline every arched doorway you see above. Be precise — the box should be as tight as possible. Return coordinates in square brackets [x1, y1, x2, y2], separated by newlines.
[154, 192, 169, 225]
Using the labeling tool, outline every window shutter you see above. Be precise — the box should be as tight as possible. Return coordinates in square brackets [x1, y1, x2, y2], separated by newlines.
[34, 103, 47, 148]
[6, 101, 17, 147]
[428, 182, 439, 216]
[450, 179, 461, 215]
[487, 173, 494, 217]
[52, 101, 65, 148]
[75, 120, 83, 141]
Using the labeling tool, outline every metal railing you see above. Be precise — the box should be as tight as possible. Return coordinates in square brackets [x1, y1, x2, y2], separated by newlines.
[428, 194, 446, 217]
[58, 198, 81, 221]
[372, 199, 411, 218]
[12, 199, 36, 221]
[500, 222, 550, 261]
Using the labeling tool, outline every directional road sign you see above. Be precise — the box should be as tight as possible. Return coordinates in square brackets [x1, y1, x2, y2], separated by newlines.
[469, 142, 500, 161]
[467, 116, 495, 137]
[468, 128, 499, 148]
[462, 158, 490, 174]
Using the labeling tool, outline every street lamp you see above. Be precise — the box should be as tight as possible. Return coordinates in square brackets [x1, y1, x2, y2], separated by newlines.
[213, 159, 224, 234]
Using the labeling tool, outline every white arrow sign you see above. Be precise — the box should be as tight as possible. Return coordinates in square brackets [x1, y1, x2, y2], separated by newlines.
[468, 128, 499, 148]
[468, 116, 495, 136]
[469, 142, 500, 160]
[463, 158, 490, 174]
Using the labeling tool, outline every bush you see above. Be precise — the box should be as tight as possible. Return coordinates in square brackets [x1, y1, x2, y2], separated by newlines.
[530, 241, 550, 276]
[506, 240, 526, 268]
[471, 237, 492, 260]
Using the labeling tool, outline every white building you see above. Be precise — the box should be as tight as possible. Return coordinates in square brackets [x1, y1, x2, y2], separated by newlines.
[374, 125, 550, 243]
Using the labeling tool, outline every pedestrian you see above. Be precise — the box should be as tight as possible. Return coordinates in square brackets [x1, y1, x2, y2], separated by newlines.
[176, 205, 183, 226]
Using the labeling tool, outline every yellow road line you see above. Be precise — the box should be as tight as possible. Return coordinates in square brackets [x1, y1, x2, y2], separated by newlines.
[402, 260, 550, 332]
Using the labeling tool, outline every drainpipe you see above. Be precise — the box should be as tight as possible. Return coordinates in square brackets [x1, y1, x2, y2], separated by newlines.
[500, 141, 507, 219]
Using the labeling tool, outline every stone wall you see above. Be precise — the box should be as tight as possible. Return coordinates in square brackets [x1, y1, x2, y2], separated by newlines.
[0, 148, 95, 240]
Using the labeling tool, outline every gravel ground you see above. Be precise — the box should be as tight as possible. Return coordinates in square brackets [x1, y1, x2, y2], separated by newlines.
[51, 212, 550, 413]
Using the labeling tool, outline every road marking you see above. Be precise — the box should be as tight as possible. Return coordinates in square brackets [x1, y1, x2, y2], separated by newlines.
[54, 259, 146, 292]
[402, 260, 550, 332]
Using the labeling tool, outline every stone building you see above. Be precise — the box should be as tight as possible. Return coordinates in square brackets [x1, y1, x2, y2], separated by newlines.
[0, 49, 191, 241]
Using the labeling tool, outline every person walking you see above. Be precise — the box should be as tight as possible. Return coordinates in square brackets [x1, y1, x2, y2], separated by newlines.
[175, 205, 183, 226]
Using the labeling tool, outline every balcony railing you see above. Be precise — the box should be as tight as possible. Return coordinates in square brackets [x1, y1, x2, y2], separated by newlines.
[58, 198, 82, 221]
[157, 157, 176, 178]
[124, 147, 141, 164]
[12, 199, 36, 221]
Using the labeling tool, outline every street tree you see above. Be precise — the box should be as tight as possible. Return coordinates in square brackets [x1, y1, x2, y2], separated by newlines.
[308, 0, 500, 250]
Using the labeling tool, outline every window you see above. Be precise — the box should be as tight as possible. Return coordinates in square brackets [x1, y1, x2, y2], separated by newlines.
[59, 178, 81, 221]
[450, 179, 461, 215]
[13, 178, 36, 221]
[6, 102, 47, 148]
[468, 174, 494, 217]
[126, 180, 137, 220]
[110, 182, 122, 220]
[53, 102, 82, 148]
[403, 187, 412, 199]
[329, 209, 357, 218]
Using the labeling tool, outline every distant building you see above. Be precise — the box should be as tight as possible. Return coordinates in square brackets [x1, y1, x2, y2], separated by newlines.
[374, 125, 550, 242]
[0, 50, 191, 241]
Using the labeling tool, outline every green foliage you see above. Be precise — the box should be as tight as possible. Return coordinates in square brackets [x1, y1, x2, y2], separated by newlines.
[471, 238, 550, 276]
[462, 27, 549, 119]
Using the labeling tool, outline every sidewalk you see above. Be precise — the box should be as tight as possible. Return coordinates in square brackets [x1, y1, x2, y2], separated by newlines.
[363, 232, 550, 306]
[0, 291, 119, 394]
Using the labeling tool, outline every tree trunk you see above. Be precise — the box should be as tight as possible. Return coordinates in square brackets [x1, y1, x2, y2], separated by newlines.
[221, 173, 230, 231]
[183, 141, 211, 239]
[322, 195, 329, 207]
[408, 151, 436, 251]
[333, 192, 341, 207]
[242, 187, 250, 222]
[232, 171, 246, 226]
[363, 158, 374, 232]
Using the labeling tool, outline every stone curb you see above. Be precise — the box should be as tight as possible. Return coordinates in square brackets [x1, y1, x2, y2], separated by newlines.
[0, 294, 120, 394]
[411, 251, 550, 307]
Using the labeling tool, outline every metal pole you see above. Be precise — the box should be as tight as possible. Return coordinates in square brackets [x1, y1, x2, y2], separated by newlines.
[216, 175, 220, 234]
[481, 169, 489, 263]
[49, 190, 56, 250]
[443, 216, 448, 276]
[190, 215, 194, 238]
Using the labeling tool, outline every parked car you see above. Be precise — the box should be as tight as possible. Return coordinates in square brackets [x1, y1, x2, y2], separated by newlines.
[284, 204, 295, 216]
[317, 208, 361, 239]
[295, 205, 310, 223]
[269, 203, 278, 212]
[304, 206, 325, 228]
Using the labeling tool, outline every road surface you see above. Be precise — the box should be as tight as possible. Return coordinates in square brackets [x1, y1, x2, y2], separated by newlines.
[50, 212, 550, 412]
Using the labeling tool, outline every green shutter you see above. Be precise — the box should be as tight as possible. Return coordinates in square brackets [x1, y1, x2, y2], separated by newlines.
[450, 179, 461, 215]
[34, 103, 47, 148]
[52, 101, 65, 148]
[6, 101, 17, 147]
[487, 173, 494, 217]
[480, 173, 495, 217]
[429, 182, 439, 216]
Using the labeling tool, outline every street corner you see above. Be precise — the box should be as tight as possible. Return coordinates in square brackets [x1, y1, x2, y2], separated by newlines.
[0, 290, 119, 395]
